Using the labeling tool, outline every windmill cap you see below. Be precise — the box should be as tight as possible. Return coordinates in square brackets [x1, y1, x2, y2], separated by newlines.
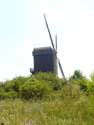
[33, 47, 56, 56]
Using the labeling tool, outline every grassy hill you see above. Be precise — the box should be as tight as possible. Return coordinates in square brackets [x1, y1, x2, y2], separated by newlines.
[0, 71, 94, 124]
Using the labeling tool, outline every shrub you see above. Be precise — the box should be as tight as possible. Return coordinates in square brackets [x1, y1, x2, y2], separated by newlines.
[61, 84, 81, 99]
[69, 70, 83, 80]
[69, 71, 89, 92]
[0, 91, 18, 99]
[4, 80, 19, 92]
[4, 76, 28, 93]
[20, 76, 51, 100]
[34, 72, 64, 90]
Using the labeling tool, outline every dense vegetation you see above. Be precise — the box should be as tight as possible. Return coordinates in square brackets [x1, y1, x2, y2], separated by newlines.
[0, 71, 94, 124]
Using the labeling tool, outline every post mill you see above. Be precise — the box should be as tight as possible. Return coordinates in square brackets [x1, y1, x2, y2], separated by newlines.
[30, 14, 66, 81]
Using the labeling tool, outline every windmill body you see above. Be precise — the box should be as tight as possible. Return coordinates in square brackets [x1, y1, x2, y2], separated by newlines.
[32, 47, 57, 74]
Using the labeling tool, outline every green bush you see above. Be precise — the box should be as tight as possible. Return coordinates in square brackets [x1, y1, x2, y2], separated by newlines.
[70, 79, 87, 91]
[20, 76, 51, 100]
[4, 76, 28, 92]
[1, 71, 94, 100]
[69, 70, 83, 80]
[61, 84, 82, 99]
[69, 70, 89, 92]
[0, 91, 18, 99]
[35, 72, 64, 90]
[0, 80, 19, 99]
[0, 73, 65, 100]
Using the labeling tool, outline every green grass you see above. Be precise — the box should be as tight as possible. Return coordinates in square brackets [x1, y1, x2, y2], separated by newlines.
[0, 71, 94, 125]
[0, 88, 94, 125]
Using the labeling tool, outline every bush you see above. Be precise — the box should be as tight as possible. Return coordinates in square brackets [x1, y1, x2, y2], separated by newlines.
[0, 91, 18, 99]
[34, 72, 64, 90]
[4, 80, 20, 92]
[69, 71, 89, 92]
[4, 76, 28, 92]
[20, 76, 51, 100]
[69, 70, 83, 80]
[61, 84, 82, 99]
[70, 79, 87, 91]
[0, 73, 65, 100]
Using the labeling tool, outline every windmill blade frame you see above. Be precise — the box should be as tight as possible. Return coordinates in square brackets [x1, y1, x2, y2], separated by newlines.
[44, 14, 55, 49]
[44, 14, 66, 80]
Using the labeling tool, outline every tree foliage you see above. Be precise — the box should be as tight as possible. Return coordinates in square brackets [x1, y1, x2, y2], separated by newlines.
[0, 71, 94, 100]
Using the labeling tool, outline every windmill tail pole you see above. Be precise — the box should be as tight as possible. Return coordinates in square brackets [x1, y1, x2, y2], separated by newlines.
[57, 58, 67, 82]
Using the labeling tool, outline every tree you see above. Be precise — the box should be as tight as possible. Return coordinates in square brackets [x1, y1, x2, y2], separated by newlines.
[70, 70, 83, 80]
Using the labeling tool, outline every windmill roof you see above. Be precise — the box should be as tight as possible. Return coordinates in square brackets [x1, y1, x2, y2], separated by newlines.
[33, 47, 56, 55]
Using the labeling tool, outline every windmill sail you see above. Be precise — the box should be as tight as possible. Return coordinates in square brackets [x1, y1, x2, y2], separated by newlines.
[44, 14, 55, 49]
[44, 14, 66, 80]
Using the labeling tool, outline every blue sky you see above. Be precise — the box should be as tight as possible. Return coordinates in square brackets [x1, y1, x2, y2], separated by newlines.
[0, 0, 94, 81]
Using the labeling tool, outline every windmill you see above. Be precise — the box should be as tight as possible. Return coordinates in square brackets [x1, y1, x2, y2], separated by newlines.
[44, 14, 66, 81]
[30, 14, 66, 82]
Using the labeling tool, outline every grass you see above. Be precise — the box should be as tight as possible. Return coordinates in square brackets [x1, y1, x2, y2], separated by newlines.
[0, 85, 94, 125]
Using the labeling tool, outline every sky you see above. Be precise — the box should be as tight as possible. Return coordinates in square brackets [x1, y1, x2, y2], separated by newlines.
[0, 0, 94, 81]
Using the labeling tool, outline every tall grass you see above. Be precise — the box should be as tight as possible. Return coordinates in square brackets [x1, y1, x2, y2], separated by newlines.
[0, 71, 94, 124]
[0, 85, 94, 125]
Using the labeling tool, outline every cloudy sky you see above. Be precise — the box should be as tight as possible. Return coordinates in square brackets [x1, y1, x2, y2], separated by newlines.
[0, 0, 94, 81]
